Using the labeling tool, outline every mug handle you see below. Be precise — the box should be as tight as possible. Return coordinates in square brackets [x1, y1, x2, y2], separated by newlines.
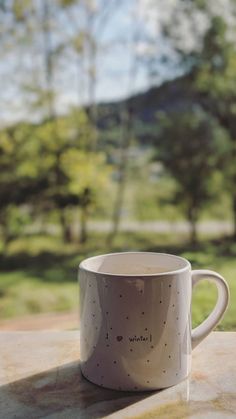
[191, 270, 229, 349]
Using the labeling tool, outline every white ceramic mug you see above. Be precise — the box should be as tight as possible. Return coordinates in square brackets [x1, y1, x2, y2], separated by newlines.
[79, 252, 229, 391]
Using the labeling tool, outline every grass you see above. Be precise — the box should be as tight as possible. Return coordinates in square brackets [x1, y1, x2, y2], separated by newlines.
[0, 231, 235, 330]
[0, 272, 77, 318]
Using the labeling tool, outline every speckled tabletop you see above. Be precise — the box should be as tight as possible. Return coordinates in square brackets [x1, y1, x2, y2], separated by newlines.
[0, 331, 235, 419]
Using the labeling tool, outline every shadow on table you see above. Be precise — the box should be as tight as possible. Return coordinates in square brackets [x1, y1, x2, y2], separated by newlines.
[1, 361, 157, 418]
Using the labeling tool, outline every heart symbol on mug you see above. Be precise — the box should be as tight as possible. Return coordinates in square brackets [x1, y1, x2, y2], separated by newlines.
[116, 336, 123, 342]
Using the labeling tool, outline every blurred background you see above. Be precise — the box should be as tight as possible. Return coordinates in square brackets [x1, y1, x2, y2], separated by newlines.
[0, 0, 235, 330]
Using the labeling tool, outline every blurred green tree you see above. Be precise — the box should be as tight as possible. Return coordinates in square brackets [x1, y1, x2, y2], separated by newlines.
[194, 16, 236, 239]
[155, 107, 229, 243]
[0, 113, 111, 246]
[0, 0, 113, 245]
[144, 1, 236, 239]
[0, 123, 49, 248]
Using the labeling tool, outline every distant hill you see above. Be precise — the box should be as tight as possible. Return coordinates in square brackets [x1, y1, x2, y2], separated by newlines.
[2, 74, 198, 149]
[96, 74, 197, 145]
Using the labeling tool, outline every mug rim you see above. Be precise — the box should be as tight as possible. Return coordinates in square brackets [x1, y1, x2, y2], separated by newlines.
[79, 251, 191, 277]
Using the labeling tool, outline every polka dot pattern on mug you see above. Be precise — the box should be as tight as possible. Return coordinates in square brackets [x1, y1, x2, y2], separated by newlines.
[81, 275, 185, 390]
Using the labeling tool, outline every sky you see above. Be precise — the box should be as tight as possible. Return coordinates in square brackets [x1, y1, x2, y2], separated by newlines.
[0, 0, 232, 125]
[0, 0, 170, 125]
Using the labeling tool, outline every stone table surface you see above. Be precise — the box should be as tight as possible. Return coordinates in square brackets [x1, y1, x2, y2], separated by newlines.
[0, 331, 235, 419]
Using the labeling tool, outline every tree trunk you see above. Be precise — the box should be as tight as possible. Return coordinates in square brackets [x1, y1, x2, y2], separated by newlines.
[107, 105, 133, 246]
[1, 225, 10, 252]
[60, 211, 72, 243]
[188, 206, 198, 245]
[80, 206, 88, 244]
[232, 193, 236, 240]
[0, 210, 11, 252]
[107, 26, 139, 246]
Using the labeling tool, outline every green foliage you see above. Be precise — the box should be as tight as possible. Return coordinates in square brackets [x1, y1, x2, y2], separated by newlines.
[195, 16, 236, 97]
[12, 0, 33, 22]
[1, 0, 236, 248]
[132, 166, 183, 221]
[59, 0, 76, 7]
[0, 109, 112, 244]
[154, 107, 229, 241]
[192, 15, 236, 235]
[3, 206, 32, 238]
